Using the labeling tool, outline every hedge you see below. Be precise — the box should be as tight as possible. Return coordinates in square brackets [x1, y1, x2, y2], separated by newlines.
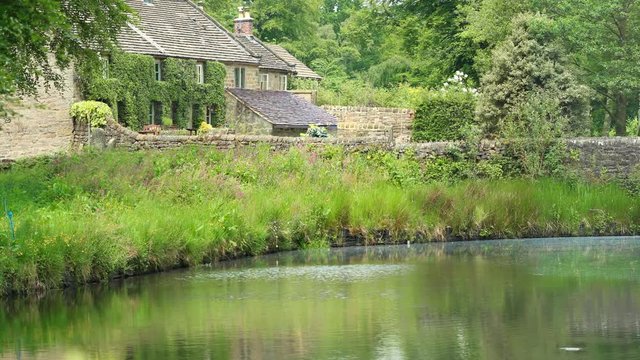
[412, 91, 476, 142]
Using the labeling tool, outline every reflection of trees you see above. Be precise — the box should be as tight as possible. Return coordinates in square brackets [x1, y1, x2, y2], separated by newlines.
[1, 242, 640, 359]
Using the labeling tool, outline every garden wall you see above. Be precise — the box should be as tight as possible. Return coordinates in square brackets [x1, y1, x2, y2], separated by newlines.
[566, 138, 640, 177]
[69, 120, 640, 178]
[72, 119, 388, 153]
[322, 105, 414, 143]
[0, 67, 78, 162]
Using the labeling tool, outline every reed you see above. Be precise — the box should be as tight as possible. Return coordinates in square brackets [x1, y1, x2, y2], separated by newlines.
[0, 146, 638, 294]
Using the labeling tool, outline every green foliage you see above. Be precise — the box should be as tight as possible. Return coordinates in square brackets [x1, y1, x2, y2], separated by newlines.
[197, 122, 214, 135]
[161, 117, 173, 127]
[253, 0, 321, 42]
[78, 51, 226, 130]
[412, 91, 476, 142]
[69, 101, 112, 128]
[460, 0, 539, 73]
[553, 0, 640, 136]
[476, 13, 590, 137]
[499, 92, 573, 178]
[303, 125, 329, 138]
[317, 78, 429, 108]
[0, 0, 130, 116]
[1, 147, 639, 294]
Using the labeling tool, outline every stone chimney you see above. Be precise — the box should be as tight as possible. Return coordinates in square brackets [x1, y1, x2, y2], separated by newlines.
[234, 7, 253, 36]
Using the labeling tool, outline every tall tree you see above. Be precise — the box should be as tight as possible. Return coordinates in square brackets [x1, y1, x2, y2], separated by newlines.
[398, 0, 478, 87]
[553, 0, 640, 135]
[460, 0, 541, 73]
[0, 0, 130, 116]
[250, 0, 321, 42]
[477, 13, 590, 136]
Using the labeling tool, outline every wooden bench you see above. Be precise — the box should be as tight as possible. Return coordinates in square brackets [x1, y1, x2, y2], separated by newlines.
[139, 124, 161, 135]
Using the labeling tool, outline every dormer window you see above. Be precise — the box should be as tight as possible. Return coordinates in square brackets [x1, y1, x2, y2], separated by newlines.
[143, 0, 154, 5]
[196, 62, 204, 84]
[154, 59, 162, 81]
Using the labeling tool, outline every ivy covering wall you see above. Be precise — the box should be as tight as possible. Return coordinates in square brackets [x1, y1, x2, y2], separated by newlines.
[78, 51, 226, 130]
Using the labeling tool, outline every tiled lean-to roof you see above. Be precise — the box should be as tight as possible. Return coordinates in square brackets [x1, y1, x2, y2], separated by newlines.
[235, 35, 295, 73]
[227, 89, 337, 128]
[119, 0, 260, 64]
[266, 44, 322, 80]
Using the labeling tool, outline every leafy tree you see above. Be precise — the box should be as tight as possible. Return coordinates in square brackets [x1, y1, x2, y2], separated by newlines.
[477, 13, 590, 136]
[320, 0, 362, 35]
[552, 0, 640, 136]
[250, 0, 321, 42]
[397, 0, 478, 87]
[460, 0, 541, 73]
[203, 0, 242, 28]
[0, 0, 130, 116]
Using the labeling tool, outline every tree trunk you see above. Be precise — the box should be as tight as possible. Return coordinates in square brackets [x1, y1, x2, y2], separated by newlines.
[614, 92, 628, 136]
[602, 96, 611, 135]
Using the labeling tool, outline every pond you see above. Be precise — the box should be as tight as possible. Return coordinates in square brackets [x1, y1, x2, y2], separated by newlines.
[2, 237, 640, 359]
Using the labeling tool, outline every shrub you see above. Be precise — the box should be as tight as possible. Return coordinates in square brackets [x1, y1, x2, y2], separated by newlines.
[303, 125, 329, 138]
[161, 117, 173, 127]
[69, 101, 112, 128]
[412, 91, 476, 142]
[197, 122, 213, 135]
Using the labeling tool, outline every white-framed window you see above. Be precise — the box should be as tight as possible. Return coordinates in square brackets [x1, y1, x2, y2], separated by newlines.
[100, 55, 110, 79]
[196, 62, 204, 84]
[260, 73, 269, 90]
[279, 75, 288, 91]
[234, 67, 246, 89]
[154, 59, 162, 81]
[148, 103, 155, 124]
[206, 105, 216, 125]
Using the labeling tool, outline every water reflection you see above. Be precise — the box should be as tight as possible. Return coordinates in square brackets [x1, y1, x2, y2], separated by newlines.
[2, 237, 640, 359]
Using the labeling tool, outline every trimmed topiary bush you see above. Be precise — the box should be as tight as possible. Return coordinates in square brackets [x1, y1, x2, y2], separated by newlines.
[69, 101, 112, 128]
[412, 91, 476, 142]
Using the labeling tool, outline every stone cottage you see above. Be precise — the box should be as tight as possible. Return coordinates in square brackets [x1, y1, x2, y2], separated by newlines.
[117, 0, 336, 135]
[0, 0, 336, 161]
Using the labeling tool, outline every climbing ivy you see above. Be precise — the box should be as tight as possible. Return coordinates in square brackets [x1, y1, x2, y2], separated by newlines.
[77, 51, 226, 130]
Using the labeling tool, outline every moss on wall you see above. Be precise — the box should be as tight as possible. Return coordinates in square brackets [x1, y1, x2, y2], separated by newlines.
[78, 51, 226, 130]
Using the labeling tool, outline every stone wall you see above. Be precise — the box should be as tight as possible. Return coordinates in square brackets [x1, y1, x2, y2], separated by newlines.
[8, 97, 640, 181]
[0, 67, 78, 162]
[224, 64, 260, 90]
[322, 106, 414, 144]
[566, 138, 640, 177]
[73, 118, 388, 152]
[224, 92, 273, 135]
[290, 90, 317, 104]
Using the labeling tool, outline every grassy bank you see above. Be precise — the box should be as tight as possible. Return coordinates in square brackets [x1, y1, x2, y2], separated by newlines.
[0, 145, 639, 294]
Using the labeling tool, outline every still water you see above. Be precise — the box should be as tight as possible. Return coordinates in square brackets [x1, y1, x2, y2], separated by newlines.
[2, 237, 640, 359]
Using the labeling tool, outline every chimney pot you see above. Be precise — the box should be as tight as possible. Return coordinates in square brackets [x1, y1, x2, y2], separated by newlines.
[234, 6, 253, 36]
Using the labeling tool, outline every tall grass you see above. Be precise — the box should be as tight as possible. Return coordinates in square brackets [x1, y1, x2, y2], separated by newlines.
[0, 146, 639, 294]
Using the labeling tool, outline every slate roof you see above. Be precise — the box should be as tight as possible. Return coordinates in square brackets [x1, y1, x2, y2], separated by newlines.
[119, 0, 259, 64]
[267, 44, 322, 80]
[235, 35, 294, 73]
[228, 89, 337, 127]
